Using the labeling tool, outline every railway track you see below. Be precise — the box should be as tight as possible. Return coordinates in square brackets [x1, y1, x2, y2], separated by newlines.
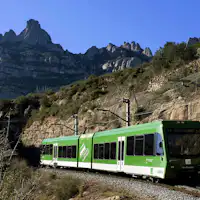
[41, 166, 200, 200]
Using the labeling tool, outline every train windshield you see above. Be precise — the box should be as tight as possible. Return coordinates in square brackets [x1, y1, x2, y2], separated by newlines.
[166, 128, 200, 158]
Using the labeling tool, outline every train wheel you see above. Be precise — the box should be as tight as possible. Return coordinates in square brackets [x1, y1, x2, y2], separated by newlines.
[155, 178, 160, 183]
[149, 177, 160, 183]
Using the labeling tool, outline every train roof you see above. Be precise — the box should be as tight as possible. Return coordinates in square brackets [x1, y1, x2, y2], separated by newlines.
[42, 135, 79, 143]
[94, 120, 162, 137]
[41, 120, 200, 143]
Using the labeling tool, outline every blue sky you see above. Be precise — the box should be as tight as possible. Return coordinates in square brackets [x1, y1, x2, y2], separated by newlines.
[0, 0, 199, 54]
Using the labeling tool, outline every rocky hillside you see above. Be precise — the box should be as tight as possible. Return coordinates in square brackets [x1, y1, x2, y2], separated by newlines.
[0, 19, 152, 99]
[15, 41, 200, 146]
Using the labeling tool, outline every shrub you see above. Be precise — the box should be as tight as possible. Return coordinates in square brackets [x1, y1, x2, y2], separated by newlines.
[0, 159, 83, 200]
[14, 95, 28, 105]
[40, 96, 52, 108]
[90, 89, 108, 100]
[45, 88, 54, 95]
[68, 84, 79, 98]
[53, 176, 81, 200]
[49, 104, 59, 116]
[0, 99, 12, 111]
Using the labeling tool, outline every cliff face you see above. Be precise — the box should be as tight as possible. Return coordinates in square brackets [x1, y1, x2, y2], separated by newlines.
[23, 98, 200, 147]
[0, 19, 152, 99]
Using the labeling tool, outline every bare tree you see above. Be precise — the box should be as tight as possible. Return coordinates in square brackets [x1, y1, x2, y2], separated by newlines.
[0, 128, 9, 182]
[0, 110, 20, 182]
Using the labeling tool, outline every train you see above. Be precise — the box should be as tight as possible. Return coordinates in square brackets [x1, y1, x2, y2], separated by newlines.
[40, 120, 200, 182]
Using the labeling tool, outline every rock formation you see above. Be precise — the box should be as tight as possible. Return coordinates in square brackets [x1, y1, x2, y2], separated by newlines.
[187, 37, 200, 46]
[0, 19, 153, 98]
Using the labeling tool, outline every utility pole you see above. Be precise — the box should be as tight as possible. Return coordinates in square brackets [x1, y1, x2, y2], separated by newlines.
[133, 90, 139, 110]
[72, 114, 78, 136]
[123, 98, 130, 127]
[97, 98, 131, 127]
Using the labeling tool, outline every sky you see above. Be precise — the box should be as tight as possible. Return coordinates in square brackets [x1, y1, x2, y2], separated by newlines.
[0, 0, 199, 54]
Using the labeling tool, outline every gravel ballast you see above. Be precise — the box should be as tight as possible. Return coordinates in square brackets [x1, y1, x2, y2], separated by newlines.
[43, 168, 200, 200]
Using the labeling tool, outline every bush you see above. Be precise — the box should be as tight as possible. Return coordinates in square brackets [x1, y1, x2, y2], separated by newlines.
[152, 42, 197, 72]
[14, 95, 28, 105]
[0, 159, 83, 200]
[40, 96, 52, 108]
[45, 88, 54, 95]
[90, 89, 108, 100]
[53, 176, 81, 200]
[49, 104, 59, 116]
[68, 84, 79, 98]
[0, 99, 12, 111]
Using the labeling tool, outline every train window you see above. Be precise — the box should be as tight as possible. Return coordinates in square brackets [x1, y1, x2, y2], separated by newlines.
[58, 146, 63, 158]
[63, 146, 67, 158]
[155, 133, 164, 156]
[122, 141, 124, 160]
[144, 134, 154, 155]
[65, 146, 68, 158]
[40, 145, 44, 154]
[49, 145, 53, 155]
[44, 145, 47, 154]
[104, 143, 110, 159]
[67, 146, 72, 158]
[118, 141, 121, 160]
[127, 136, 134, 155]
[135, 135, 144, 155]
[110, 142, 116, 159]
[44, 144, 53, 155]
[72, 145, 76, 158]
[98, 144, 104, 159]
[45, 145, 49, 154]
[94, 144, 98, 159]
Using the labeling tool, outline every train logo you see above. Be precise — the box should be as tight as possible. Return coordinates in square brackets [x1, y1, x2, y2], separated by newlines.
[79, 143, 89, 161]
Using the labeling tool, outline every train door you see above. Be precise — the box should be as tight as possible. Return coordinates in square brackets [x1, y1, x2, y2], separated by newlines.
[117, 136, 125, 171]
[53, 143, 58, 164]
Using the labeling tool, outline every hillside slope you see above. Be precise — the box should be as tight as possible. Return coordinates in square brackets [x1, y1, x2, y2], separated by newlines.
[20, 41, 200, 146]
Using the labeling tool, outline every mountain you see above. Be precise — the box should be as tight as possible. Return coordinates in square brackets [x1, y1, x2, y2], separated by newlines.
[0, 19, 152, 99]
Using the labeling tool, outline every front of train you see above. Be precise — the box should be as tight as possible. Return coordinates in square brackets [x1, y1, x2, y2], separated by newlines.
[164, 121, 200, 181]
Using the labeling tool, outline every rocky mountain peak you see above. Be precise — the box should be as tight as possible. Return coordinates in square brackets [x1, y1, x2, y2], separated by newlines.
[85, 46, 99, 59]
[18, 19, 52, 46]
[143, 47, 153, 57]
[106, 43, 117, 52]
[1, 29, 17, 42]
[121, 41, 143, 52]
[122, 42, 130, 50]
[0, 19, 153, 98]
[131, 41, 136, 51]
[27, 19, 41, 29]
[187, 37, 200, 46]
[135, 43, 142, 51]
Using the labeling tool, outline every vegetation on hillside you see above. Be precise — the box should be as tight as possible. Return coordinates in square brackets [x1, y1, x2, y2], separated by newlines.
[25, 42, 199, 121]
[0, 159, 140, 200]
[0, 159, 83, 200]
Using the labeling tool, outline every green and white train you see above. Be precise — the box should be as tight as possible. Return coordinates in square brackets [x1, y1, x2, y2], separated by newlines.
[40, 120, 200, 180]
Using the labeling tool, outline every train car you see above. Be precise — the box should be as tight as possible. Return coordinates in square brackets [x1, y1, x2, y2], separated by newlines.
[78, 133, 94, 169]
[40, 135, 79, 168]
[92, 120, 165, 179]
[40, 120, 200, 181]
